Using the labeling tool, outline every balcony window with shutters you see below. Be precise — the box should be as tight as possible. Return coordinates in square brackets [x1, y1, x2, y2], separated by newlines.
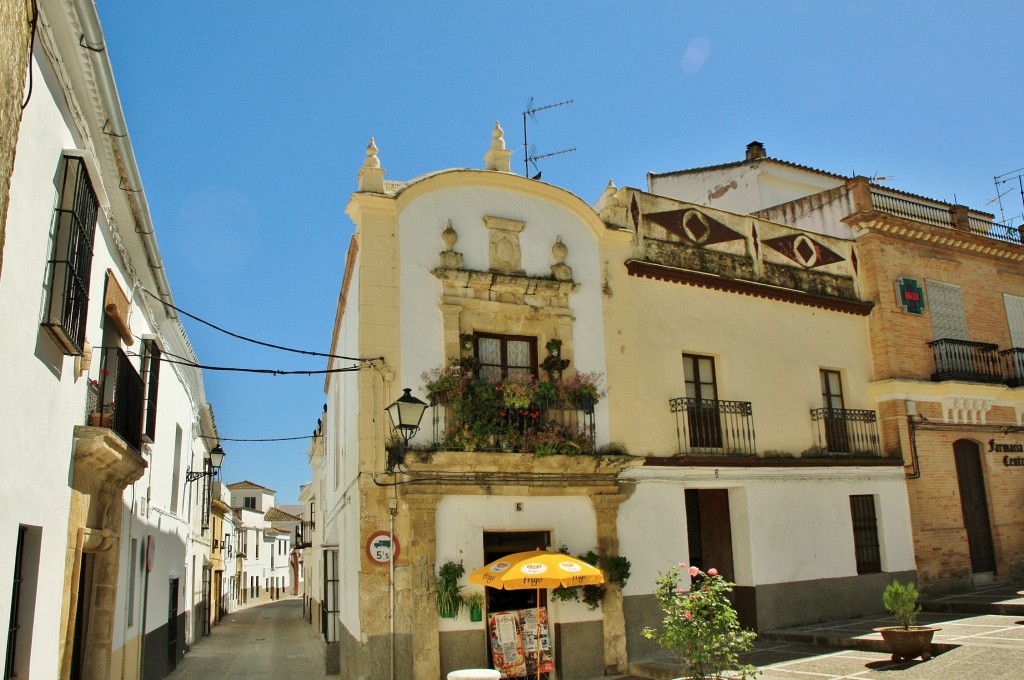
[42, 155, 99, 355]
[820, 370, 850, 454]
[475, 333, 537, 381]
[927, 280, 1001, 382]
[683, 353, 722, 448]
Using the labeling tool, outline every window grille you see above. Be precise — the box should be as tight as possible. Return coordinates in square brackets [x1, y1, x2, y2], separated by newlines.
[42, 156, 98, 355]
[850, 495, 882, 574]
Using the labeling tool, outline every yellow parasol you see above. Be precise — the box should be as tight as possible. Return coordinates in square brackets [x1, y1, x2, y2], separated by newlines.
[468, 549, 605, 679]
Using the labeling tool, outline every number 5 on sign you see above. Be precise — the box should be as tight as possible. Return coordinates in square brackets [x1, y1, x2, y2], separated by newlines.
[365, 531, 400, 566]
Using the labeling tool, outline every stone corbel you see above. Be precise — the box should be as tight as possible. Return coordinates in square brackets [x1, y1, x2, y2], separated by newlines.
[941, 396, 994, 424]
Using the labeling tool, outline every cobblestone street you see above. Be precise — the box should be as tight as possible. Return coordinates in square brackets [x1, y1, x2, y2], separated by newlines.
[169, 598, 325, 680]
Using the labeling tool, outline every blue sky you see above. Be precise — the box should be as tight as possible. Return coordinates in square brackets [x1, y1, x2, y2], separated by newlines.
[97, 1, 1024, 504]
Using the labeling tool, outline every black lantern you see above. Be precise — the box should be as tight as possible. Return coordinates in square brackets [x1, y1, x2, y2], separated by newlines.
[384, 388, 428, 472]
[186, 444, 227, 483]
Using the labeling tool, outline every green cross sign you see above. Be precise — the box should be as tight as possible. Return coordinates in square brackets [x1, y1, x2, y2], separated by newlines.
[896, 277, 926, 315]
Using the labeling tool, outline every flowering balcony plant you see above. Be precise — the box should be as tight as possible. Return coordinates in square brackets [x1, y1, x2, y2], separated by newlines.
[421, 360, 602, 456]
[643, 563, 757, 679]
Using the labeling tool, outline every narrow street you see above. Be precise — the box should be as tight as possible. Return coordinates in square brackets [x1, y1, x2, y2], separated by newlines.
[169, 598, 325, 680]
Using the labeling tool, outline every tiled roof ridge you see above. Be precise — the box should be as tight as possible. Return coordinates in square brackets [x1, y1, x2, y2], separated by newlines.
[226, 480, 277, 492]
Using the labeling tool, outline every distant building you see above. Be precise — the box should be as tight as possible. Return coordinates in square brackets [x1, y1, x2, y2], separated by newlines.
[651, 141, 1024, 590]
[0, 1, 222, 679]
[226, 481, 293, 604]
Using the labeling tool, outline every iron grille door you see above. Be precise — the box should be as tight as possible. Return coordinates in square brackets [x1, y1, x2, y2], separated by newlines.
[849, 495, 881, 573]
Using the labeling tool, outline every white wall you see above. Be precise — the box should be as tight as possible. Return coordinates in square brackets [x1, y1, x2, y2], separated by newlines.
[619, 466, 916, 593]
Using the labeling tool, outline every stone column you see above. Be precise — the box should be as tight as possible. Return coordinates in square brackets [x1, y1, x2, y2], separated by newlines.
[847, 176, 873, 213]
[593, 494, 627, 674]
[405, 494, 440, 680]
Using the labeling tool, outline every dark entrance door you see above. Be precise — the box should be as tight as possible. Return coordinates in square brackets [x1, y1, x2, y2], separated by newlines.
[167, 578, 179, 670]
[685, 490, 735, 580]
[482, 531, 551, 679]
[953, 440, 996, 573]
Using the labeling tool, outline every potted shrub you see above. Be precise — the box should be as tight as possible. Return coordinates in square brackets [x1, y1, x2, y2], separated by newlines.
[464, 591, 485, 622]
[874, 580, 939, 662]
[435, 560, 465, 618]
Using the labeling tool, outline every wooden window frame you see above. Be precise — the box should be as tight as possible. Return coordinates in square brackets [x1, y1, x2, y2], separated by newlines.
[474, 332, 538, 380]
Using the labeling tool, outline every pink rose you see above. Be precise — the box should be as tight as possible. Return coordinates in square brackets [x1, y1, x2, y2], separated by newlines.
[678, 562, 687, 568]
[676, 587, 685, 593]
[707, 568, 718, 576]
[688, 566, 700, 577]
[684, 611, 692, 621]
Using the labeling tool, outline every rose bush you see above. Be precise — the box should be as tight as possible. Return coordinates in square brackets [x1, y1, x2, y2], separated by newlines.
[642, 563, 758, 679]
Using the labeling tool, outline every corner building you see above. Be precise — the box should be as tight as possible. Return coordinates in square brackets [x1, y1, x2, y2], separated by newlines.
[311, 130, 917, 680]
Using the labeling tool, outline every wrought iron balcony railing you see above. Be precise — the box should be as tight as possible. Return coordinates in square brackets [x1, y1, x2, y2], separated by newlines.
[668, 397, 756, 456]
[1003, 348, 1024, 387]
[85, 346, 144, 450]
[428, 394, 596, 456]
[294, 521, 314, 549]
[928, 338, 1003, 384]
[809, 408, 881, 457]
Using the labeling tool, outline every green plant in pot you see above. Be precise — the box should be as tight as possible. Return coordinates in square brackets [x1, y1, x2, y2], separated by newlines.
[874, 580, 939, 662]
[436, 560, 465, 619]
[464, 590, 485, 622]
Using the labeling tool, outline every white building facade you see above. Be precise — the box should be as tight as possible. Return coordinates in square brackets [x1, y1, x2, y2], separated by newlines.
[0, 2, 221, 679]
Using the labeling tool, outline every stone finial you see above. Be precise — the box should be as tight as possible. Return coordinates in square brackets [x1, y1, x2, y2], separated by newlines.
[439, 220, 464, 269]
[602, 179, 620, 207]
[484, 121, 513, 173]
[364, 137, 380, 168]
[551, 236, 573, 281]
[357, 137, 386, 192]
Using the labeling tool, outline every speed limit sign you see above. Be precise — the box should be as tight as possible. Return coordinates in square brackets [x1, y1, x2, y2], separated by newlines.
[365, 531, 400, 565]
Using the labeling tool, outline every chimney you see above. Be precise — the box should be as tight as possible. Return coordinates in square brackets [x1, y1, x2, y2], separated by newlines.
[745, 141, 766, 161]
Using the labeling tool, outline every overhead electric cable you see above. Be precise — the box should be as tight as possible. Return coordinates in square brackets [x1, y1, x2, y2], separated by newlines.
[198, 435, 322, 442]
[142, 288, 380, 363]
[130, 350, 363, 376]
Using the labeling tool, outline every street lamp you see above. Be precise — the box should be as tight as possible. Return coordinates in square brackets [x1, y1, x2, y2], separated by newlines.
[186, 444, 227, 483]
[384, 388, 428, 472]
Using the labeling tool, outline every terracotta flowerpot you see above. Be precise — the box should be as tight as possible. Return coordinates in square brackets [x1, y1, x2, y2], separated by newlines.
[89, 412, 113, 428]
[875, 626, 940, 661]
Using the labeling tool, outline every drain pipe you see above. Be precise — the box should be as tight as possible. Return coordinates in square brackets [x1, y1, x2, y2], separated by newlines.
[389, 503, 396, 680]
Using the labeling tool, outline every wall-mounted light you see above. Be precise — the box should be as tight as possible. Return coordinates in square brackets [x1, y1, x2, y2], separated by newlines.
[384, 388, 428, 472]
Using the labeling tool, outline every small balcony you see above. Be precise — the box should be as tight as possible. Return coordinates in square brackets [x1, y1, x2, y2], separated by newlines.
[668, 397, 756, 456]
[429, 398, 596, 456]
[86, 347, 144, 450]
[928, 338, 1003, 384]
[294, 521, 314, 549]
[809, 408, 881, 457]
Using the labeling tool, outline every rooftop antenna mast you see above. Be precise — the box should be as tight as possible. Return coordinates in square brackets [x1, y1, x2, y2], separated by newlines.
[993, 167, 1024, 226]
[522, 97, 576, 179]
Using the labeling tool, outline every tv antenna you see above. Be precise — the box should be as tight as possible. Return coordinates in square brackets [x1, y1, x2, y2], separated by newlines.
[993, 167, 1024, 227]
[522, 97, 576, 179]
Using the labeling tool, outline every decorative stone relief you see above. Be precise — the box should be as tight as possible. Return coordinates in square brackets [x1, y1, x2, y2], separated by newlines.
[438, 220, 463, 269]
[941, 396, 994, 424]
[483, 215, 526, 274]
[551, 236, 573, 281]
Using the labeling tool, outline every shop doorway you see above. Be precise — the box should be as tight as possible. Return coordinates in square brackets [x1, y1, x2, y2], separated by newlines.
[482, 531, 551, 679]
[953, 440, 996, 574]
